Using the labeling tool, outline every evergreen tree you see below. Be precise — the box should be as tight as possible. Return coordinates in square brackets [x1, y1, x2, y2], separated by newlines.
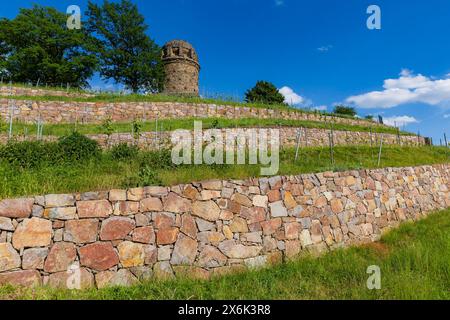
[245, 81, 285, 105]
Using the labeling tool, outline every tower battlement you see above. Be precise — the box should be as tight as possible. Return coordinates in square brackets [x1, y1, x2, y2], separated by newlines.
[162, 40, 200, 96]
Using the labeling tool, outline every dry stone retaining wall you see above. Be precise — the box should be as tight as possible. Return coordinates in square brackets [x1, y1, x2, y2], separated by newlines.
[0, 164, 448, 289]
[1, 98, 386, 128]
[88, 127, 423, 149]
[0, 127, 425, 149]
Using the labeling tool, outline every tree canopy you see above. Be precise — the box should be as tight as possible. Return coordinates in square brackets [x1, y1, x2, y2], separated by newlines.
[0, 5, 97, 88]
[333, 105, 357, 117]
[245, 81, 286, 105]
[86, 0, 164, 93]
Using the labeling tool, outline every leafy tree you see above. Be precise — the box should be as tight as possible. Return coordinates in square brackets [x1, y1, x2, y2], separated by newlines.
[245, 81, 285, 105]
[0, 5, 97, 88]
[333, 105, 357, 117]
[0, 29, 11, 78]
[86, 0, 164, 93]
[365, 115, 374, 120]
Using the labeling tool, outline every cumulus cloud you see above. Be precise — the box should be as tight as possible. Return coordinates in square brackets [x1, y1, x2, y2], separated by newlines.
[382, 115, 419, 127]
[279, 86, 304, 106]
[444, 114, 450, 119]
[317, 45, 333, 52]
[346, 69, 450, 108]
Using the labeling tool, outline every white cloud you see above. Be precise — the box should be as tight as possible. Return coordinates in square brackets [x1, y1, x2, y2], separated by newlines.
[317, 45, 333, 52]
[275, 0, 284, 6]
[399, 69, 412, 77]
[444, 114, 450, 119]
[383, 115, 419, 127]
[346, 69, 450, 108]
[279, 86, 304, 106]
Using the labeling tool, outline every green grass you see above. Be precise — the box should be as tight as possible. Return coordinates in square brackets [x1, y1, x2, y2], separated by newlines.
[4, 117, 410, 137]
[0, 145, 448, 199]
[0, 82, 89, 95]
[1, 209, 449, 300]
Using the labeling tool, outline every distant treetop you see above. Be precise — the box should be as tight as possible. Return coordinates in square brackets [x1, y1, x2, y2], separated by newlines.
[245, 81, 286, 106]
[333, 105, 357, 117]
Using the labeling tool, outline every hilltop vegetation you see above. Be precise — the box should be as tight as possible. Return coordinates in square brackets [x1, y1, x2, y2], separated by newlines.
[0, 1, 164, 92]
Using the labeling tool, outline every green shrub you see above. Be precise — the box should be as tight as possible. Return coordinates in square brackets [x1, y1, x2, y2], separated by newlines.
[139, 149, 175, 170]
[122, 164, 162, 188]
[58, 132, 100, 161]
[0, 133, 100, 168]
[0, 141, 62, 169]
[122, 149, 174, 188]
[211, 119, 219, 129]
[110, 143, 139, 160]
[138, 165, 162, 186]
[132, 119, 142, 140]
[333, 105, 357, 117]
[99, 117, 114, 137]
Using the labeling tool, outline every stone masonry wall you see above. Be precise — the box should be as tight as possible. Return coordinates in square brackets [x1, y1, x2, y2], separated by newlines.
[0, 127, 425, 150]
[87, 127, 423, 149]
[0, 164, 448, 289]
[0, 86, 94, 98]
[0, 98, 387, 128]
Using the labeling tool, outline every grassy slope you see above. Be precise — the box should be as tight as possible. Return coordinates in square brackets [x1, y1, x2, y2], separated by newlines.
[0, 146, 448, 199]
[5, 117, 410, 137]
[1, 209, 449, 300]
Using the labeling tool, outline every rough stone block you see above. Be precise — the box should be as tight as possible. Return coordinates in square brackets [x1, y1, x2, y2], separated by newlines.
[0, 198, 34, 218]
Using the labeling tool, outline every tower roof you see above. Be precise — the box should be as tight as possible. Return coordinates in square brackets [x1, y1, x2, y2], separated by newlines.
[162, 40, 199, 67]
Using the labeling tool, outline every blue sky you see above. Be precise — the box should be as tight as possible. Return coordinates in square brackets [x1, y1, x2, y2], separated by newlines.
[1, 0, 450, 143]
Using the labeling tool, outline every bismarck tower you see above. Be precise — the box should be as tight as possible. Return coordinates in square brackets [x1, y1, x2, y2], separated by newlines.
[162, 40, 200, 96]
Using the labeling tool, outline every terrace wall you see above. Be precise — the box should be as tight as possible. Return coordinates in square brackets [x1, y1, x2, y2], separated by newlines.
[0, 127, 425, 149]
[0, 164, 448, 289]
[0, 98, 386, 128]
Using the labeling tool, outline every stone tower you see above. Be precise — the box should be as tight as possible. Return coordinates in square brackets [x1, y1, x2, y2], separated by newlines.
[162, 40, 200, 96]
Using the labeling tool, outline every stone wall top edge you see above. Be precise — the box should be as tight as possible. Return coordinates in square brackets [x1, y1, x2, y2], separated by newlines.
[0, 97, 384, 125]
[1, 163, 448, 203]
